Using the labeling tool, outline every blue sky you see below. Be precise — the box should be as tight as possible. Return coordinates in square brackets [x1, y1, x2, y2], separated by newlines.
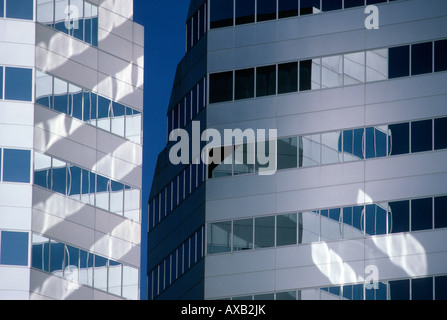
[133, 0, 191, 299]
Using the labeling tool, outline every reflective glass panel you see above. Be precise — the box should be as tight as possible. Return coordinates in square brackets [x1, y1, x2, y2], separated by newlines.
[344, 52, 365, 85]
[34, 152, 52, 189]
[366, 49, 388, 82]
[367, 0, 386, 4]
[0, 0, 3, 17]
[389, 200, 410, 233]
[412, 277, 433, 300]
[321, 132, 342, 165]
[84, 2, 93, 44]
[96, 175, 110, 211]
[277, 137, 297, 170]
[298, 211, 320, 244]
[6, 0, 33, 20]
[110, 180, 124, 216]
[300, 59, 321, 91]
[257, 0, 276, 22]
[343, 206, 364, 239]
[32, 234, 50, 272]
[0, 67, 2, 99]
[94, 255, 108, 291]
[344, 0, 365, 9]
[365, 204, 387, 236]
[411, 119, 432, 153]
[235, 68, 254, 100]
[207, 222, 231, 254]
[365, 282, 387, 300]
[50, 240, 65, 276]
[53, 77, 68, 114]
[299, 135, 320, 167]
[0, 231, 29, 266]
[255, 139, 276, 174]
[91, 4, 98, 46]
[322, 55, 343, 88]
[235, 0, 255, 25]
[52, 158, 67, 195]
[79, 250, 93, 286]
[435, 276, 447, 300]
[111, 102, 125, 137]
[321, 208, 342, 241]
[411, 198, 433, 231]
[300, 0, 320, 15]
[108, 260, 122, 296]
[83, 91, 97, 125]
[97, 96, 111, 131]
[435, 39, 447, 72]
[254, 293, 275, 300]
[55, 0, 69, 33]
[389, 45, 410, 78]
[64, 245, 79, 283]
[278, 62, 298, 94]
[322, 0, 342, 12]
[210, 146, 233, 178]
[278, 0, 298, 18]
[365, 126, 387, 159]
[126, 108, 142, 144]
[389, 279, 410, 300]
[210, 0, 233, 29]
[255, 216, 275, 248]
[256, 65, 276, 97]
[233, 143, 255, 175]
[81, 170, 95, 206]
[3, 149, 31, 183]
[69, 0, 84, 40]
[68, 84, 83, 121]
[343, 284, 364, 300]
[37, 0, 54, 26]
[435, 117, 447, 150]
[36, 71, 53, 108]
[435, 196, 447, 229]
[209, 72, 233, 103]
[411, 42, 433, 76]
[5, 67, 32, 101]
[388, 122, 409, 156]
[276, 291, 297, 300]
[343, 128, 364, 161]
[68, 165, 81, 201]
[277, 214, 297, 246]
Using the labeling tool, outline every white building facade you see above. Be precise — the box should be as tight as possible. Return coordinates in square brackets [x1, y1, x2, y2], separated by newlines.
[0, 0, 144, 300]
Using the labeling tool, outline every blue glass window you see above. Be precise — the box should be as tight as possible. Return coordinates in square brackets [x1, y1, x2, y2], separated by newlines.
[344, 0, 365, 9]
[343, 128, 364, 161]
[34, 152, 52, 189]
[68, 84, 83, 121]
[52, 159, 67, 195]
[435, 40, 447, 72]
[53, 78, 68, 114]
[435, 196, 447, 229]
[32, 234, 50, 272]
[210, 0, 233, 29]
[5, 67, 32, 101]
[411, 42, 433, 76]
[6, 0, 33, 20]
[411, 119, 432, 153]
[235, 0, 255, 25]
[389, 279, 410, 300]
[411, 198, 433, 231]
[300, 0, 320, 16]
[50, 240, 65, 274]
[68, 165, 82, 200]
[0, 67, 3, 99]
[389, 45, 410, 79]
[97, 96, 111, 131]
[256, 65, 276, 97]
[365, 127, 387, 159]
[257, 0, 276, 22]
[278, 0, 298, 19]
[322, 0, 342, 12]
[83, 91, 97, 125]
[435, 276, 447, 300]
[3, 149, 31, 183]
[412, 277, 433, 300]
[0, 231, 29, 266]
[389, 200, 410, 233]
[94, 255, 108, 291]
[112, 102, 125, 136]
[0, 0, 3, 17]
[365, 282, 387, 300]
[209, 71, 233, 103]
[70, 0, 84, 41]
[79, 250, 93, 286]
[388, 122, 409, 156]
[235, 68, 254, 100]
[434, 117, 447, 150]
[365, 204, 387, 236]
[65, 245, 80, 282]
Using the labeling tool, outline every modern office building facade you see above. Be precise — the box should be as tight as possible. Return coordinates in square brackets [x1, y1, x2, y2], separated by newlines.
[0, 0, 144, 299]
[147, 0, 447, 300]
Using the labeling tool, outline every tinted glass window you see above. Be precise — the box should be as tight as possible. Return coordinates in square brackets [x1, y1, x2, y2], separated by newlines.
[278, 0, 298, 18]
[389, 45, 410, 79]
[50, 240, 65, 275]
[68, 84, 83, 121]
[299, 135, 320, 167]
[343, 206, 364, 239]
[388, 122, 409, 156]
[209, 72, 233, 103]
[236, 0, 255, 25]
[97, 96, 111, 131]
[235, 68, 254, 100]
[298, 211, 320, 244]
[52, 158, 67, 195]
[53, 78, 68, 114]
[300, 59, 321, 91]
[6, 0, 33, 20]
[321, 132, 342, 165]
[367, 0, 386, 4]
[257, 0, 276, 22]
[68, 165, 81, 200]
[389, 200, 410, 233]
[365, 126, 387, 159]
[344, 0, 365, 9]
[412, 277, 433, 300]
[344, 52, 365, 85]
[411, 198, 433, 231]
[435, 40, 447, 72]
[343, 128, 364, 161]
[411, 119, 432, 153]
[3, 149, 31, 183]
[366, 49, 388, 82]
[277, 214, 297, 246]
[435, 196, 447, 229]
[321, 208, 342, 241]
[300, 0, 320, 15]
[256, 65, 276, 97]
[322, 0, 342, 12]
[277, 137, 298, 170]
[277, 291, 297, 300]
[94, 255, 108, 291]
[278, 62, 298, 94]
[435, 276, 447, 300]
[210, 0, 233, 29]
[434, 117, 447, 150]
[79, 250, 93, 286]
[36, 71, 53, 108]
[255, 216, 275, 248]
[0, 67, 3, 99]
[112, 102, 126, 137]
[32, 234, 50, 272]
[55, 0, 69, 34]
[411, 42, 433, 75]
[65, 245, 80, 282]
[389, 279, 410, 300]
[5, 67, 32, 101]
[233, 218, 253, 251]
[207, 222, 231, 254]
[0, 231, 29, 266]
[233, 143, 255, 175]
[70, 0, 84, 41]
[0, 0, 3, 17]
[322, 55, 343, 88]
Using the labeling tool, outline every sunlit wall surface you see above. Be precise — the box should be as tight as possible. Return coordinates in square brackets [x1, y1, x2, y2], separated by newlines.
[0, 0, 144, 300]
[148, 0, 447, 300]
